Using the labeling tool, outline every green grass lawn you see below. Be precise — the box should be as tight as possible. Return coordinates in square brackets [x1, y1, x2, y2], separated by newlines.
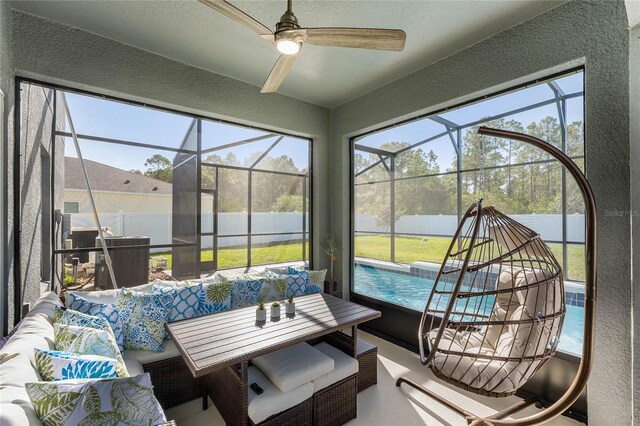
[152, 235, 585, 281]
[152, 241, 307, 271]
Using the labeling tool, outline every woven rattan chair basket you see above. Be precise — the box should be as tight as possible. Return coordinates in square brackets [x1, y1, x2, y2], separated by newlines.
[397, 127, 597, 426]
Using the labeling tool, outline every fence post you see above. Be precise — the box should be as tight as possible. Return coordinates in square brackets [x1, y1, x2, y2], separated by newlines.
[118, 210, 124, 236]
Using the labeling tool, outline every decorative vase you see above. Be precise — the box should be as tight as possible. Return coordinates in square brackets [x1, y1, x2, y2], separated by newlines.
[271, 305, 281, 319]
[285, 302, 295, 315]
[256, 308, 267, 322]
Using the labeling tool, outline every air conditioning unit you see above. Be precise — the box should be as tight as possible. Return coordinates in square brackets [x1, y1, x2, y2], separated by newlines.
[94, 236, 150, 290]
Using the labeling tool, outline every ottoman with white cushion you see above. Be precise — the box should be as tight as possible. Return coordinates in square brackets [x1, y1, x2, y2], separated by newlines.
[312, 342, 359, 426]
[247, 366, 314, 425]
[251, 342, 334, 393]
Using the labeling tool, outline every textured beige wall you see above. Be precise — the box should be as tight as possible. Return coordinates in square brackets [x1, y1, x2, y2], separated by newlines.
[330, 0, 632, 423]
[0, 1, 12, 334]
[630, 22, 640, 425]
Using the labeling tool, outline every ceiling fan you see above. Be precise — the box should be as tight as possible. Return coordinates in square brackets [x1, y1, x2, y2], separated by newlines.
[198, 0, 406, 93]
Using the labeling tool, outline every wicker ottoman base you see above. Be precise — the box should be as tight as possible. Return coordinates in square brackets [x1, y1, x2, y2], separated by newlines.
[313, 374, 358, 426]
[357, 339, 378, 392]
[143, 356, 200, 409]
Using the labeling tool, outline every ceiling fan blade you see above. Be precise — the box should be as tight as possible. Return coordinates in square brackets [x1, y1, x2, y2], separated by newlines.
[305, 28, 406, 51]
[261, 54, 298, 93]
[198, 0, 272, 36]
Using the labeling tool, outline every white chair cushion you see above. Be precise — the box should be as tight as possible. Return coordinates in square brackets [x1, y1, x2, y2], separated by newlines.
[252, 342, 334, 393]
[0, 313, 54, 369]
[121, 339, 180, 365]
[247, 366, 313, 424]
[312, 342, 359, 391]
[123, 358, 145, 377]
[26, 292, 63, 320]
[66, 283, 153, 307]
[0, 399, 42, 426]
[0, 312, 55, 426]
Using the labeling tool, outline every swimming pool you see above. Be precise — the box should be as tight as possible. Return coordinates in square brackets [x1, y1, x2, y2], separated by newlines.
[353, 264, 584, 356]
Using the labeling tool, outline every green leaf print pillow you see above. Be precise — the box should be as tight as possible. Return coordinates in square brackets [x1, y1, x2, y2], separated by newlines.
[199, 276, 234, 314]
[25, 373, 166, 426]
[53, 323, 128, 377]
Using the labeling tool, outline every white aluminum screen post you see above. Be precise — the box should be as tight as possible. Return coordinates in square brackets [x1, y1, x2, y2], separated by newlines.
[60, 93, 118, 289]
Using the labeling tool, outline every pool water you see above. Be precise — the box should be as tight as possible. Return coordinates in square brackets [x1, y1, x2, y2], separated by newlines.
[354, 264, 584, 356]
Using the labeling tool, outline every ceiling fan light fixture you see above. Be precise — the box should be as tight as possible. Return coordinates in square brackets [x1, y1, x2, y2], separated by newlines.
[276, 39, 301, 55]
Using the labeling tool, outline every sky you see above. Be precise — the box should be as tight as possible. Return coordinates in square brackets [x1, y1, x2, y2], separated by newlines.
[62, 71, 583, 176]
[63, 93, 310, 173]
[355, 72, 584, 172]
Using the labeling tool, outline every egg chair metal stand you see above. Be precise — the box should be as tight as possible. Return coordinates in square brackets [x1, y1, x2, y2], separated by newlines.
[396, 127, 597, 426]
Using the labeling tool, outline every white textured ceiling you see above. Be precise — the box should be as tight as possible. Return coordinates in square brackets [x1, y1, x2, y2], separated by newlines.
[10, 0, 566, 108]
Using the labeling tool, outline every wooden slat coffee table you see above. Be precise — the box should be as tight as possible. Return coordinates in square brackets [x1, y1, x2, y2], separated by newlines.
[166, 293, 381, 425]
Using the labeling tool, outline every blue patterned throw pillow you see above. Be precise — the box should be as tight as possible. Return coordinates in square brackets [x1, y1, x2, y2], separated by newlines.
[117, 289, 173, 352]
[200, 276, 234, 314]
[269, 271, 307, 297]
[152, 281, 203, 322]
[34, 348, 119, 381]
[231, 279, 264, 309]
[67, 293, 124, 351]
[288, 267, 326, 294]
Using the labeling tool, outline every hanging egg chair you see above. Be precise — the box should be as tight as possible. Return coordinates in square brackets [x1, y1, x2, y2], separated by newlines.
[423, 201, 564, 397]
[397, 127, 597, 426]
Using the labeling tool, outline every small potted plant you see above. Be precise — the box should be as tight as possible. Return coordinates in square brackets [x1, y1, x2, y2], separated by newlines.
[256, 300, 267, 322]
[271, 301, 281, 319]
[285, 296, 295, 315]
[322, 234, 340, 294]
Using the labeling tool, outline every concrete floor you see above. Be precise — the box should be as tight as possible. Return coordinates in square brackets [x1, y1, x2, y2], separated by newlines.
[165, 331, 583, 426]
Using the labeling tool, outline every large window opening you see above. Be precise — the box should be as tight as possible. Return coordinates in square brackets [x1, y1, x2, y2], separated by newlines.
[351, 70, 584, 355]
[18, 80, 311, 294]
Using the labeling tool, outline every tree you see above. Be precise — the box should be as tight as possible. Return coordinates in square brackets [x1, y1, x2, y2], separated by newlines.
[272, 194, 304, 212]
[144, 154, 172, 183]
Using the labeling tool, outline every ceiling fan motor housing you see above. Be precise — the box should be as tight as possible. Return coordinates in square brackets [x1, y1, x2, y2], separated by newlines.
[276, 9, 299, 32]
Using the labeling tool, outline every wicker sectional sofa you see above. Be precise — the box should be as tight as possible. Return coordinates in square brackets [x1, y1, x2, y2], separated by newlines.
[1, 274, 379, 426]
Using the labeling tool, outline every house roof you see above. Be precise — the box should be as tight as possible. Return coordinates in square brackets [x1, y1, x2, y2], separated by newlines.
[64, 157, 172, 195]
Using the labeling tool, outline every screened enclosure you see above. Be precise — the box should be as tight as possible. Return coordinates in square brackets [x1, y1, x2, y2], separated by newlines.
[351, 69, 585, 355]
[19, 80, 311, 292]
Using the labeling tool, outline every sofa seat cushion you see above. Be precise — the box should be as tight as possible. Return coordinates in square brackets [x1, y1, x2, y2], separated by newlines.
[0, 400, 42, 426]
[252, 342, 334, 393]
[123, 358, 145, 377]
[311, 342, 359, 391]
[247, 366, 314, 425]
[26, 292, 63, 320]
[0, 313, 54, 366]
[0, 312, 56, 426]
[65, 284, 153, 307]
[121, 339, 180, 365]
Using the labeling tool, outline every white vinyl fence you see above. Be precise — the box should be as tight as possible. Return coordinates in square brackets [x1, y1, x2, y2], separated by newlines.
[355, 213, 585, 243]
[70, 212, 308, 253]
